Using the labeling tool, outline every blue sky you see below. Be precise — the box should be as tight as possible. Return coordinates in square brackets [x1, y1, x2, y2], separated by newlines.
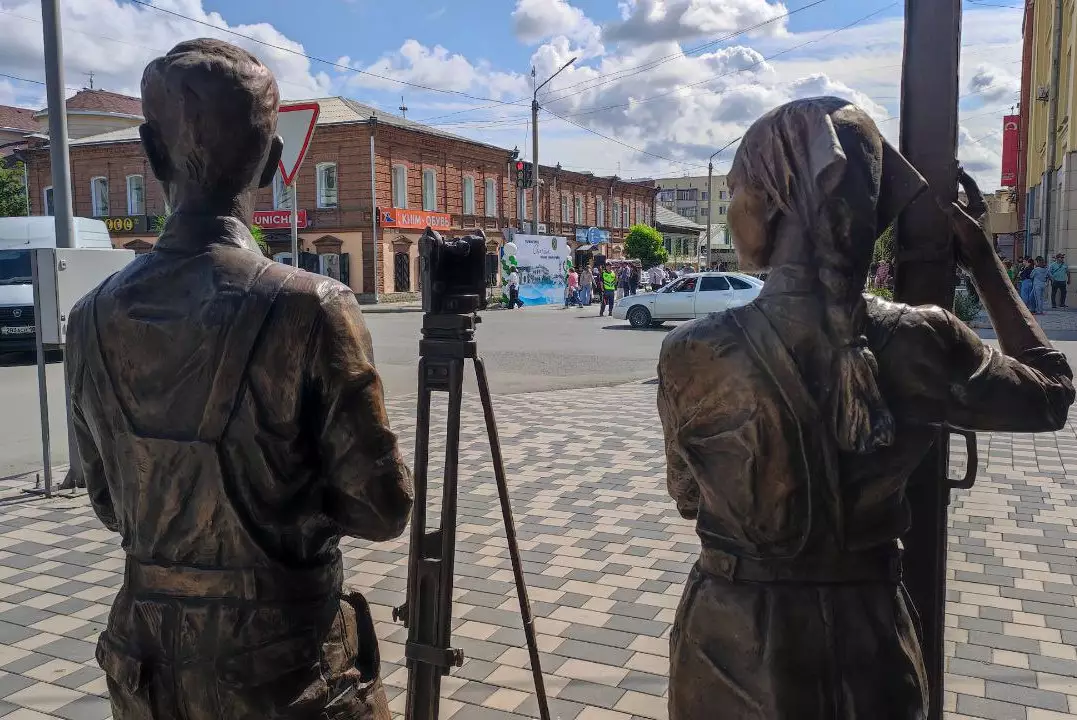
[0, 0, 1022, 188]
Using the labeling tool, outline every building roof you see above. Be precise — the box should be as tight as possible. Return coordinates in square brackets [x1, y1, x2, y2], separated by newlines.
[65, 96, 509, 154]
[655, 205, 705, 233]
[35, 89, 143, 119]
[0, 105, 38, 133]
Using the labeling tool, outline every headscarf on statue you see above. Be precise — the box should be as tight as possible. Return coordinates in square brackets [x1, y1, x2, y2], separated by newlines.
[733, 97, 928, 454]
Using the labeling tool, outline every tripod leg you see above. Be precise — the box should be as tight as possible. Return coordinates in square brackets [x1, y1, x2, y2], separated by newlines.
[404, 357, 438, 720]
[472, 357, 552, 720]
[403, 356, 467, 720]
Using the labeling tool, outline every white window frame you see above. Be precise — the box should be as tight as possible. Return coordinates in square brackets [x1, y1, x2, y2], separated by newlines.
[484, 178, 497, 217]
[392, 164, 408, 209]
[422, 168, 437, 212]
[596, 197, 605, 226]
[575, 196, 583, 225]
[622, 202, 629, 228]
[273, 174, 293, 210]
[43, 186, 54, 216]
[126, 175, 144, 215]
[613, 201, 621, 228]
[560, 196, 569, 222]
[462, 176, 475, 215]
[90, 176, 109, 217]
[316, 162, 338, 209]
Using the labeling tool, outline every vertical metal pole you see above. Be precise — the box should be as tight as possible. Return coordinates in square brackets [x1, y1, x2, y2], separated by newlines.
[896, 1, 962, 717]
[290, 184, 299, 268]
[532, 99, 540, 234]
[370, 122, 379, 302]
[22, 162, 30, 216]
[704, 161, 713, 271]
[1043, 0, 1065, 257]
[40, 0, 73, 249]
[31, 252, 53, 498]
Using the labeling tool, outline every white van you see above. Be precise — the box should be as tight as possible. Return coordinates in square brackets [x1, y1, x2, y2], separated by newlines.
[0, 217, 113, 353]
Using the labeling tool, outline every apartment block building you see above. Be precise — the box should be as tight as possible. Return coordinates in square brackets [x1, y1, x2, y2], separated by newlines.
[20, 97, 657, 300]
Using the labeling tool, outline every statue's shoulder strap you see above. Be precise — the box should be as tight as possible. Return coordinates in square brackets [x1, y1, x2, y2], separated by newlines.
[197, 262, 299, 441]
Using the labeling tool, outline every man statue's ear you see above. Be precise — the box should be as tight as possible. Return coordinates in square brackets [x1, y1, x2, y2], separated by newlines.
[259, 135, 284, 189]
[139, 124, 170, 184]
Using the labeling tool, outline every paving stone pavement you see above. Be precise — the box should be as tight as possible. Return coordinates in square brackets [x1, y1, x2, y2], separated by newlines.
[0, 383, 1074, 719]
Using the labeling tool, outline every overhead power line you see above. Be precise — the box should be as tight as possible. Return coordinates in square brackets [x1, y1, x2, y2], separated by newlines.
[555, 3, 898, 120]
[541, 106, 709, 171]
[125, 0, 520, 107]
[416, 0, 836, 123]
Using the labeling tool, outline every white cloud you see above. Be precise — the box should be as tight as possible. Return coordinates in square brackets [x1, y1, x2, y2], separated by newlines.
[339, 40, 530, 100]
[604, 0, 790, 45]
[968, 63, 1021, 104]
[0, 0, 331, 109]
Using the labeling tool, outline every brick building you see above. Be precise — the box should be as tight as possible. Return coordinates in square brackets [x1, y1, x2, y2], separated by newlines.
[20, 96, 657, 300]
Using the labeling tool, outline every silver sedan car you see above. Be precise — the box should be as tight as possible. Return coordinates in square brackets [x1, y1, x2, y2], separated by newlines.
[612, 272, 764, 328]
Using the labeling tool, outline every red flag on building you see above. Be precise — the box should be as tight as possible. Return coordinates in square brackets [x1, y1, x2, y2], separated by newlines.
[1001, 115, 1020, 187]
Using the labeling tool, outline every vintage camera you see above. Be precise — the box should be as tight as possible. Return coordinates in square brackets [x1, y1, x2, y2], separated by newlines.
[419, 227, 489, 314]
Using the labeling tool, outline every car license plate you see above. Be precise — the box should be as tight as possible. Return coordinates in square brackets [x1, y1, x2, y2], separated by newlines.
[0, 326, 33, 336]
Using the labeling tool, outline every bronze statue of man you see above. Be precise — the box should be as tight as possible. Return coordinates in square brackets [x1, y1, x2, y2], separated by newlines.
[65, 39, 413, 720]
[658, 97, 1075, 719]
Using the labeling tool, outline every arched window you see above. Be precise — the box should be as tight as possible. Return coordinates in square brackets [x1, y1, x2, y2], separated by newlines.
[394, 250, 411, 292]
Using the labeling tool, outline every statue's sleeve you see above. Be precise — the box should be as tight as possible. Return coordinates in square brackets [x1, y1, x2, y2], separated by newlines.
[885, 306, 1074, 433]
[310, 287, 414, 542]
[657, 361, 699, 520]
[66, 304, 118, 531]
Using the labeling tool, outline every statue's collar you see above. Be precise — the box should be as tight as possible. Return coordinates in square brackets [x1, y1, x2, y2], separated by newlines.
[154, 213, 259, 254]
[758, 264, 819, 296]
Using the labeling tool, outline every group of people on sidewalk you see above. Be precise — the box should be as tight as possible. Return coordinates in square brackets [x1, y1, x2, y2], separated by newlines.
[565, 262, 643, 315]
[1005, 253, 1069, 314]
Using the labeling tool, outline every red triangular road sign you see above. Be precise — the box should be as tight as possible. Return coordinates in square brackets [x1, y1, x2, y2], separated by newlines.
[277, 102, 320, 186]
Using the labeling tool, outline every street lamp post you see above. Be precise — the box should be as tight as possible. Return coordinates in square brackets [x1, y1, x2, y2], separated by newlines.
[704, 137, 741, 271]
[531, 57, 577, 234]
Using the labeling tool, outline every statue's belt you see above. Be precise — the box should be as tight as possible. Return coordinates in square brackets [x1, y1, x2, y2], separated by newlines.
[124, 556, 344, 603]
[699, 545, 902, 585]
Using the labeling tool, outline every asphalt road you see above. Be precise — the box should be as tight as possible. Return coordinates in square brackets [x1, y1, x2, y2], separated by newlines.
[0, 305, 668, 478]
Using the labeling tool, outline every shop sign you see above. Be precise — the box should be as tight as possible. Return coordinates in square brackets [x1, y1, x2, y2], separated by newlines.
[380, 207, 452, 230]
[103, 215, 148, 234]
[253, 209, 309, 229]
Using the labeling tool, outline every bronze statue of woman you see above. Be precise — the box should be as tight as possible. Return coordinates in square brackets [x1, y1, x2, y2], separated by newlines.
[657, 97, 1074, 719]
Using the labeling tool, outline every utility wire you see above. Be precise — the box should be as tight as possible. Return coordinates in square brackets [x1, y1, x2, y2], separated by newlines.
[541, 106, 709, 171]
[416, 0, 835, 123]
[125, 0, 520, 106]
[555, 3, 898, 120]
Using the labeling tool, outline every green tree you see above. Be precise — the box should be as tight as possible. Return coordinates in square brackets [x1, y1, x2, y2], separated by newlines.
[624, 223, 668, 269]
[0, 162, 28, 217]
[249, 224, 270, 256]
[873, 223, 895, 264]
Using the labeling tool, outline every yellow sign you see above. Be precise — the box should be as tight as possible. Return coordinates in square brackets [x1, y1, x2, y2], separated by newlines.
[103, 216, 148, 233]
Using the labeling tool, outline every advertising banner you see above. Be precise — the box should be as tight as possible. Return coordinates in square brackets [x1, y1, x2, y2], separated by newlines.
[574, 227, 611, 248]
[1001, 115, 1020, 187]
[505, 234, 571, 306]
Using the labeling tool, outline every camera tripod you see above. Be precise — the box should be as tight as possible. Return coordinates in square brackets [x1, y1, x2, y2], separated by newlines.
[394, 300, 551, 720]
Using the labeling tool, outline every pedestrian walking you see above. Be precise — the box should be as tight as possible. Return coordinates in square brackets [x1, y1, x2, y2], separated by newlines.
[578, 264, 593, 306]
[507, 268, 523, 309]
[565, 267, 580, 308]
[1050, 253, 1069, 308]
[1019, 257, 1035, 310]
[649, 264, 665, 291]
[1032, 256, 1050, 314]
[875, 259, 891, 289]
[600, 265, 617, 317]
[629, 265, 641, 296]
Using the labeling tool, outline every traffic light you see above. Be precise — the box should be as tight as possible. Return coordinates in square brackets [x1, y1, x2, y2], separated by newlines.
[515, 160, 534, 189]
